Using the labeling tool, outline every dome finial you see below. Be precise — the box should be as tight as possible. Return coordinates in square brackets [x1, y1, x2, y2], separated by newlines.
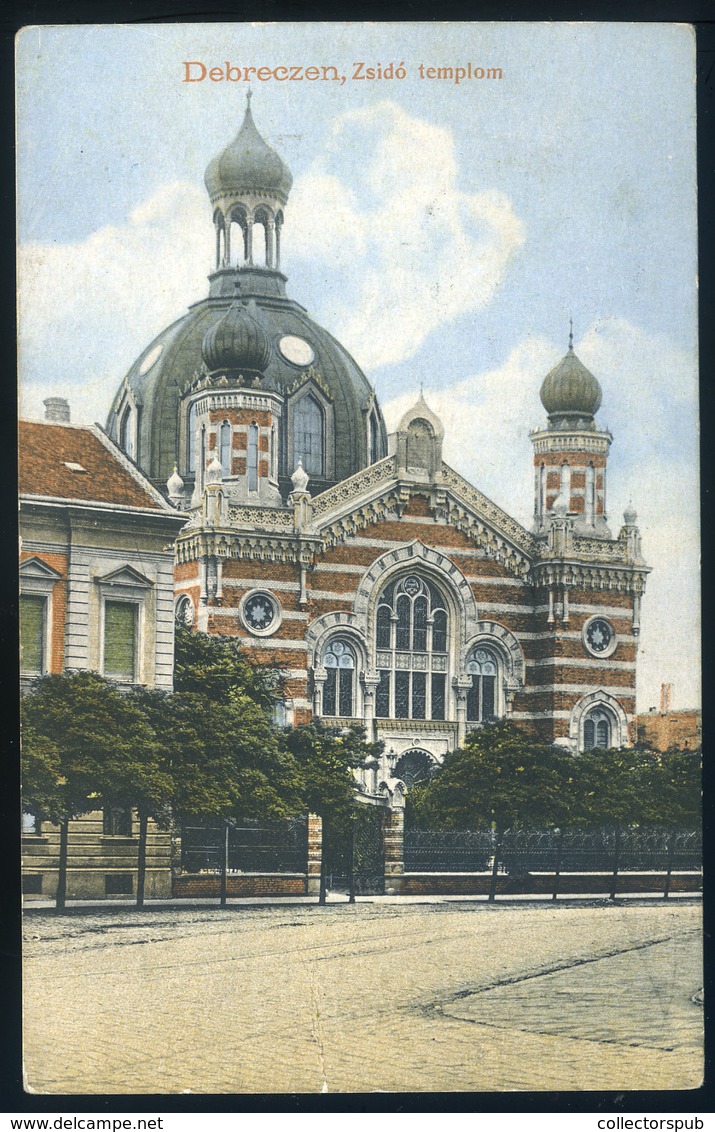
[246, 87, 253, 108]
[568, 317, 573, 352]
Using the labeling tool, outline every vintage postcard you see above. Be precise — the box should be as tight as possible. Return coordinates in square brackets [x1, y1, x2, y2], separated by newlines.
[17, 22, 702, 1095]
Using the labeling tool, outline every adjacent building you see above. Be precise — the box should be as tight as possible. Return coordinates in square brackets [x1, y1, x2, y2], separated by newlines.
[20, 402, 186, 898]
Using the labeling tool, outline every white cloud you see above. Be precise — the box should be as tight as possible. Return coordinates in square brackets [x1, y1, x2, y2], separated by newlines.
[384, 320, 700, 712]
[18, 181, 209, 422]
[287, 101, 526, 371]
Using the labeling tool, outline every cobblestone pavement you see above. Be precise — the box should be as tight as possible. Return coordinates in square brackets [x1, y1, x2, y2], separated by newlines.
[22, 900, 702, 1094]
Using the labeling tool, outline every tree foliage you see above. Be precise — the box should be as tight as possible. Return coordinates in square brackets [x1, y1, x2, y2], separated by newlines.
[282, 723, 382, 829]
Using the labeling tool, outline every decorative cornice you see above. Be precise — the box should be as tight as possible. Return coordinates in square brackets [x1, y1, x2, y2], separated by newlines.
[285, 367, 333, 401]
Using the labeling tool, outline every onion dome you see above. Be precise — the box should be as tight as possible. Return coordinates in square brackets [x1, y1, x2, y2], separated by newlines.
[166, 464, 184, 503]
[623, 502, 638, 526]
[291, 458, 310, 494]
[204, 97, 293, 205]
[205, 454, 223, 485]
[201, 300, 271, 376]
[540, 328, 602, 424]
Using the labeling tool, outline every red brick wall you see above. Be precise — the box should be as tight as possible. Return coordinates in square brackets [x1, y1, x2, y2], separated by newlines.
[173, 874, 308, 897]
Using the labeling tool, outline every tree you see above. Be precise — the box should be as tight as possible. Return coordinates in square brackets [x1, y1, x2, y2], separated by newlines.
[174, 626, 283, 711]
[21, 672, 158, 910]
[282, 723, 383, 902]
[408, 721, 576, 833]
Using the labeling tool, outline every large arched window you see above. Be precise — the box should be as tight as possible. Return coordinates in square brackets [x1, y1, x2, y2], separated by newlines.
[294, 394, 324, 477]
[466, 646, 499, 722]
[119, 404, 135, 460]
[375, 575, 449, 721]
[583, 707, 612, 750]
[219, 421, 232, 478]
[369, 410, 380, 465]
[322, 639, 356, 718]
[247, 423, 259, 492]
[187, 403, 197, 473]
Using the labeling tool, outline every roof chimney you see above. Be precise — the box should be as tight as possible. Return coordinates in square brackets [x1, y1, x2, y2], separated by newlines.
[43, 397, 70, 423]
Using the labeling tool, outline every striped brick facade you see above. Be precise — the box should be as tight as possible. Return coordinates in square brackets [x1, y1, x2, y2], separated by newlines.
[175, 402, 649, 793]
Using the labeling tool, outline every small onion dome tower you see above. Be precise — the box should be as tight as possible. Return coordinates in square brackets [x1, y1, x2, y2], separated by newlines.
[201, 298, 272, 384]
[392, 390, 445, 481]
[205, 91, 292, 271]
[531, 322, 612, 537]
[189, 294, 283, 509]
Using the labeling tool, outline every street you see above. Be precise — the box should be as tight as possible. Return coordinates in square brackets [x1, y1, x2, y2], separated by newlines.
[22, 899, 702, 1094]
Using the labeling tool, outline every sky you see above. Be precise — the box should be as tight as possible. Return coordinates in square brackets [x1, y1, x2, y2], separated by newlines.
[16, 22, 700, 712]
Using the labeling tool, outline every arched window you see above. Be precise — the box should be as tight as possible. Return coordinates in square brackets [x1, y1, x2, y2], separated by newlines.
[560, 461, 571, 500]
[375, 574, 449, 721]
[271, 424, 277, 480]
[583, 708, 612, 750]
[466, 647, 499, 723]
[322, 639, 356, 718]
[119, 405, 135, 460]
[406, 418, 433, 471]
[187, 403, 197, 473]
[294, 394, 324, 477]
[219, 421, 231, 477]
[199, 425, 206, 490]
[369, 411, 380, 465]
[247, 423, 259, 492]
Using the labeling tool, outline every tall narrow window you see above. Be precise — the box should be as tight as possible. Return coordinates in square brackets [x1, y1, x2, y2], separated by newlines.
[199, 425, 206, 490]
[369, 411, 380, 464]
[583, 708, 612, 750]
[585, 463, 595, 524]
[539, 464, 546, 520]
[466, 647, 499, 723]
[188, 403, 197, 473]
[248, 423, 259, 492]
[373, 575, 450, 720]
[271, 425, 277, 479]
[20, 594, 46, 674]
[103, 807, 132, 836]
[322, 639, 356, 718]
[119, 405, 135, 459]
[103, 601, 137, 681]
[294, 395, 324, 477]
[220, 421, 231, 477]
[560, 462, 571, 502]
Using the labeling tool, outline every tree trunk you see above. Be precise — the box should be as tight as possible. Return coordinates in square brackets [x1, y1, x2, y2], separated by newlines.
[136, 808, 148, 911]
[220, 818, 229, 908]
[55, 816, 69, 912]
[609, 823, 621, 901]
[663, 826, 677, 899]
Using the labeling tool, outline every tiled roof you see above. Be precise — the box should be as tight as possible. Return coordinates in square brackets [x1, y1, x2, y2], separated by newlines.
[19, 421, 164, 510]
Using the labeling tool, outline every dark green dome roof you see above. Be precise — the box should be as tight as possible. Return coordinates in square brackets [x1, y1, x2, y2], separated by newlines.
[540, 347, 602, 421]
[201, 299, 271, 374]
[107, 266, 386, 491]
[204, 104, 293, 205]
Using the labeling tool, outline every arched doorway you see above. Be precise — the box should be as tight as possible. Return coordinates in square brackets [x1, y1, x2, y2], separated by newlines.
[393, 748, 436, 789]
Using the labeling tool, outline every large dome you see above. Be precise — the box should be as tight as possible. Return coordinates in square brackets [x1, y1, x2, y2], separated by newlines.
[107, 266, 386, 493]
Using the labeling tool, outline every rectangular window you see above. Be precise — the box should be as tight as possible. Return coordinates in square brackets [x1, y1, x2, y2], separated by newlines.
[20, 594, 46, 673]
[248, 424, 259, 492]
[22, 875, 43, 894]
[482, 675, 496, 721]
[395, 670, 410, 719]
[104, 601, 137, 680]
[338, 668, 353, 718]
[411, 671, 426, 719]
[103, 807, 132, 836]
[375, 670, 391, 718]
[323, 667, 337, 716]
[431, 673, 446, 721]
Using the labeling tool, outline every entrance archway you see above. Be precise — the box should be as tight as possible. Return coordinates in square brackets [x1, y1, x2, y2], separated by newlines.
[393, 748, 436, 789]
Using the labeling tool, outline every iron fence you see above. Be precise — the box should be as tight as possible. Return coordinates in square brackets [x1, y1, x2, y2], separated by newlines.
[180, 816, 308, 874]
[405, 826, 701, 875]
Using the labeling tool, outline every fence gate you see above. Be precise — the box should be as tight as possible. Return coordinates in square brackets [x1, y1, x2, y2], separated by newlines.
[325, 806, 385, 896]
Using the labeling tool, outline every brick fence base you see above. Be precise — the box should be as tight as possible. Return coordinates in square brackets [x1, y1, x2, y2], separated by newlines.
[393, 872, 702, 896]
[173, 873, 308, 897]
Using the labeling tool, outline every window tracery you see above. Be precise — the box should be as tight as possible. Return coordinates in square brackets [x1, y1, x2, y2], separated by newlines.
[322, 638, 356, 717]
[374, 575, 449, 721]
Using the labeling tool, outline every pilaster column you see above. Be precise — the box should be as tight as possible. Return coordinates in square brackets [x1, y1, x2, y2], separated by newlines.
[454, 675, 472, 746]
[312, 666, 327, 717]
[382, 807, 404, 895]
[362, 672, 381, 732]
[306, 813, 322, 896]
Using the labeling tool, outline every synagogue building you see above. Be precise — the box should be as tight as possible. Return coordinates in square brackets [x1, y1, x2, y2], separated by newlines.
[106, 99, 650, 798]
